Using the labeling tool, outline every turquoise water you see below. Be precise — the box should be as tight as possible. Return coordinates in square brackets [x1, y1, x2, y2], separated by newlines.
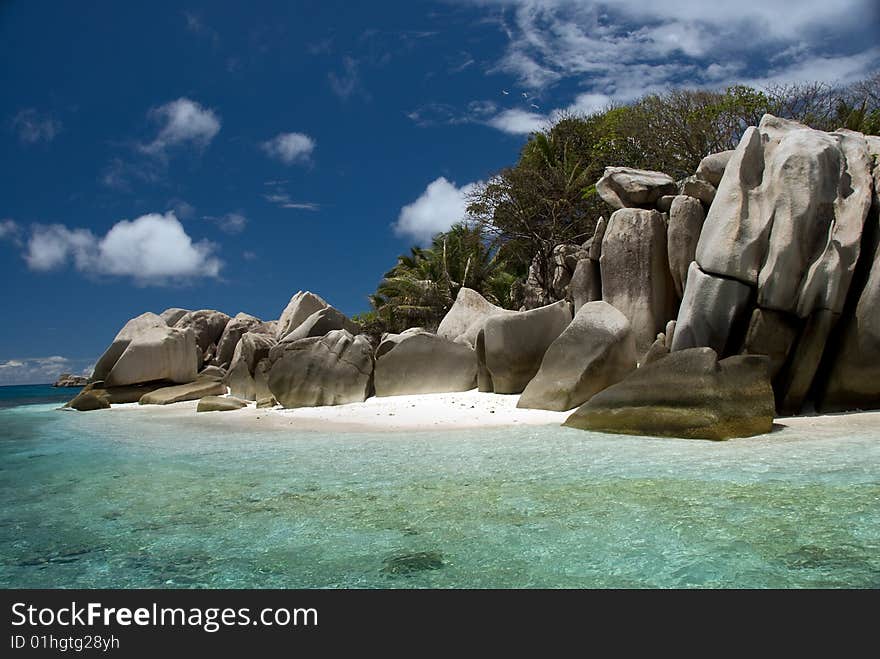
[0, 383, 81, 409]
[0, 392, 878, 588]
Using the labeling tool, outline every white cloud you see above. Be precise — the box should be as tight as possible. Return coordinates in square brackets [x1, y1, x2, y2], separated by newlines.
[261, 132, 315, 165]
[205, 212, 247, 234]
[471, 0, 878, 136]
[142, 98, 221, 156]
[11, 109, 61, 144]
[0, 219, 21, 243]
[24, 212, 222, 284]
[0, 355, 94, 386]
[488, 108, 547, 135]
[394, 177, 480, 245]
[328, 57, 362, 99]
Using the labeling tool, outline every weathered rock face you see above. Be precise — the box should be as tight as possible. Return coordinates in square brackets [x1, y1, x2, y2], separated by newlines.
[569, 258, 601, 313]
[671, 262, 753, 356]
[65, 381, 172, 409]
[696, 150, 734, 187]
[277, 306, 358, 344]
[173, 310, 231, 356]
[197, 396, 247, 412]
[679, 175, 716, 206]
[436, 287, 513, 348]
[480, 300, 572, 394]
[102, 323, 199, 388]
[695, 116, 873, 318]
[667, 195, 705, 299]
[518, 301, 637, 411]
[563, 348, 775, 440]
[213, 313, 266, 368]
[817, 138, 880, 412]
[268, 330, 374, 408]
[643, 333, 669, 365]
[374, 331, 477, 397]
[276, 291, 329, 340]
[227, 332, 277, 401]
[66, 390, 111, 411]
[589, 216, 607, 260]
[739, 308, 800, 380]
[600, 208, 676, 353]
[596, 167, 677, 209]
[138, 377, 227, 405]
[92, 312, 166, 381]
[159, 308, 190, 327]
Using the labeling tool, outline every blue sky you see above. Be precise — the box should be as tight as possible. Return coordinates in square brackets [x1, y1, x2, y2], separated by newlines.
[1, 0, 878, 384]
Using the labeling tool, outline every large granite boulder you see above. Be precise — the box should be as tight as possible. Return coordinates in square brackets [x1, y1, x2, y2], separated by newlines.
[666, 195, 705, 299]
[213, 312, 267, 368]
[436, 287, 513, 348]
[102, 323, 199, 387]
[138, 377, 227, 405]
[276, 291, 329, 340]
[595, 167, 677, 209]
[678, 175, 716, 206]
[159, 308, 190, 326]
[600, 208, 676, 353]
[267, 329, 374, 408]
[563, 348, 775, 440]
[65, 390, 111, 411]
[197, 396, 247, 412]
[65, 380, 173, 409]
[569, 258, 601, 313]
[92, 312, 167, 381]
[695, 116, 873, 318]
[518, 301, 637, 411]
[816, 136, 880, 411]
[696, 150, 734, 187]
[479, 300, 572, 394]
[739, 308, 800, 380]
[174, 310, 231, 364]
[671, 262, 753, 355]
[374, 331, 476, 397]
[276, 306, 358, 344]
[227, 331, 277, 400]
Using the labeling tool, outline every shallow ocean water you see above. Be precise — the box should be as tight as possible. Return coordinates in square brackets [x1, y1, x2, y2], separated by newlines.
[0, 391, 878, 588]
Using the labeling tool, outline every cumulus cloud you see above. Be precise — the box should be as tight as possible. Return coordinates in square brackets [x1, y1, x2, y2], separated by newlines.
[11, 109, 61, 144]
[471, 0, 879, 133]
[0, 355, 93, 386]
[394, 177, 480, 245]
[261, 132, 315, 165]
[24, 212, 222, 284]
[488, 108, 547, 135]
[142, 98, 221, 156]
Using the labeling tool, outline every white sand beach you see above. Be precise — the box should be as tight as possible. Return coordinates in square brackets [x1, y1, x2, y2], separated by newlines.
[105, 389, 880, 436]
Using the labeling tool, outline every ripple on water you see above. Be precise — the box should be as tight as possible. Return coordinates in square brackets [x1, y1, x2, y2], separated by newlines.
[0, 403, 878, 588]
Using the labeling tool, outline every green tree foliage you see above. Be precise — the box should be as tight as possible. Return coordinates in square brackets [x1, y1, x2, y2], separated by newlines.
[368, 223, 520, 333]
[366, 74, 879, 329]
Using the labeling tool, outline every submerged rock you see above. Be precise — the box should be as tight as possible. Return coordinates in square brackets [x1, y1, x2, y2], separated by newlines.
[518, 301, 637, 411]
[381, 551, 445, 575]
[563, 348, 775, 440]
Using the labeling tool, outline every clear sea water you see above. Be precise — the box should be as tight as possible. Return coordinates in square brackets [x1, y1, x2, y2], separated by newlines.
[0, 384, 878, 588]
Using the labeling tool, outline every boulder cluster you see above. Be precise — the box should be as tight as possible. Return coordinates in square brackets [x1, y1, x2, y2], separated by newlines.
[67, 115, 880, 440]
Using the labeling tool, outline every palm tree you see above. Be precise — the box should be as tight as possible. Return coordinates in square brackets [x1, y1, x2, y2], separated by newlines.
[370, 223, 518, 333]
